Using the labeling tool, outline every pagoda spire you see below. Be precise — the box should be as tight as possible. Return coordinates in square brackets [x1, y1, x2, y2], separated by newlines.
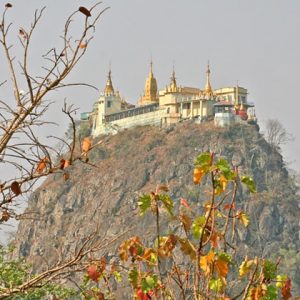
[104, 67, 114, 95]
[138, 60, 158, 105]
[169, 64, 178, 92]
[204, 61, 213, 98]
[149, 59, 154, 77]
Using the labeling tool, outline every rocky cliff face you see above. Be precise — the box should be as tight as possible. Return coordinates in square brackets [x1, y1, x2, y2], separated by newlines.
[13, 121, 300, 292]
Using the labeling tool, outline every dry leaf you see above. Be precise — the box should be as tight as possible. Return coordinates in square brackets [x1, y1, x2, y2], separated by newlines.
[19, 28, 25, 36]
[215, 259, 229, 278]
[36, 159, 47, 174]
[157, 184, 169, 193]
[87, 265, 101, 282]
[79, 6, 91, 17]
[179, 213, 191, 232]
[63, 172, 70, 181]
[79, 43, 87, 49]
[60, 159, 70, 169]
[0, 210, 10, 222]
[82, 137, 91, 153]
[5, 3, 12, 8]
[237, 211, 250, 227]
[11, 181, 21, 196]
[223, 203, 236, 210]
[210, 232, 219, 248]
[59, 159, 65, 170]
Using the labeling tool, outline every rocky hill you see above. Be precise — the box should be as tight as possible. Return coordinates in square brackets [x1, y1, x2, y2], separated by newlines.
[13, 121, 300, 294]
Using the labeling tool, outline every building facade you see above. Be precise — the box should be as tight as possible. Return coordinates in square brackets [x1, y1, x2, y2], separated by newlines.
[81, 63, 257, 136]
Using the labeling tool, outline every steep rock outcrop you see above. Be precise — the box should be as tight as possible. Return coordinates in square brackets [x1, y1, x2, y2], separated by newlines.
[13, 122, 300, 292]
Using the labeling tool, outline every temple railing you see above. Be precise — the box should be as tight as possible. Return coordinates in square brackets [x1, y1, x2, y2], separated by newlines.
[104, 103, 159, 122]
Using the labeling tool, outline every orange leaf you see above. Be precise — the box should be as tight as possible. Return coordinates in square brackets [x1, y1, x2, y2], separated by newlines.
[180, 198, 191, 210]
[210, 232, 219, 248]
[36, 159, 47, 174]
[87, 265, 101, 282]
[64, 160, 70, 169]
[136, 288, 150, 300]
[200, 251, 215, 275]
[11, 181, 21, 196]
[224, 203, 236, 210]
[215, 259, 229, 278]
[282, 279, 292, 300]
[82, 137, 91, 153]
[59, 159, 65, 170]
[79, 6, 91, 17]
[193, 167, 205, 184]
[79, 43, 87, 49]
[251, 287, 261, 300]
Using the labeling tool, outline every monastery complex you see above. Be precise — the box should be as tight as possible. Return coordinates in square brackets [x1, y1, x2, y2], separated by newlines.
[81, 63, 257, 136]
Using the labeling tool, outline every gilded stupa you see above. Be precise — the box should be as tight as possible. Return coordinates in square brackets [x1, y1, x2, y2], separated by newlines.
[138, 61, 158, 106]
[168, 67, 178, 93]
[104, 69, 114, 96]
[203, 62, 214, 98]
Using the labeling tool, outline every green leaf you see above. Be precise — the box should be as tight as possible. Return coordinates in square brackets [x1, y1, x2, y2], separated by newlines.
[263, 260, 276, 280]
[241, 176, 256, 193]
[141, 275, 158, 293]
[209, 278, 224, 293]
[276, 274, 288, 288]
[158, 194, 174, 216]
[217, 252, 232, 264]
[194, 152, 211, 167]
[113, 271, 122, 282]
[216, 158, 235, 180]
[128, 267, 139, 288]
[265, 285, 278, 300]
[192, 216, 206, 239]
[138, 195, 151, 216]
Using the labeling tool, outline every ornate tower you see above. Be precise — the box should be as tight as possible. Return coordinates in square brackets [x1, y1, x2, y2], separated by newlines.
[138, 61, 158, 106]
[168, 67, 178, 93]
[203, 62, 214, 98]
[104, 69, 114, 96]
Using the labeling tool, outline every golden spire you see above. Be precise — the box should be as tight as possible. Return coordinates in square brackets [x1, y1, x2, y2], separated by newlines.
[104, 68, 114, 95]
[149, 60, 153, 76]
[138, 61, 158, 105]
[169, 65, 178, 92]
[204, 61, 213, 98]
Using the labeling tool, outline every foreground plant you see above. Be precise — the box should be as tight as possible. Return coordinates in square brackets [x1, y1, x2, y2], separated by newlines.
[84, 152, 293, 299]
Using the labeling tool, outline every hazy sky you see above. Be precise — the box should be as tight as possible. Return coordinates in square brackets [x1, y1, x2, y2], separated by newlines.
[1, 0, 300, 169]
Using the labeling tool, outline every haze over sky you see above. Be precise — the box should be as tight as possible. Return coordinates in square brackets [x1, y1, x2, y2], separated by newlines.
[1, 0, 300, 171]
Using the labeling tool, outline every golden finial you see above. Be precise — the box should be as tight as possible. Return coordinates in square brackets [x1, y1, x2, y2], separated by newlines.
[149, 59, 154, 77]
[104, 66, 114, 95]
[170, 63, 178, 92]
[204, 61, 213, 98]
[139, 60, 158, 105]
